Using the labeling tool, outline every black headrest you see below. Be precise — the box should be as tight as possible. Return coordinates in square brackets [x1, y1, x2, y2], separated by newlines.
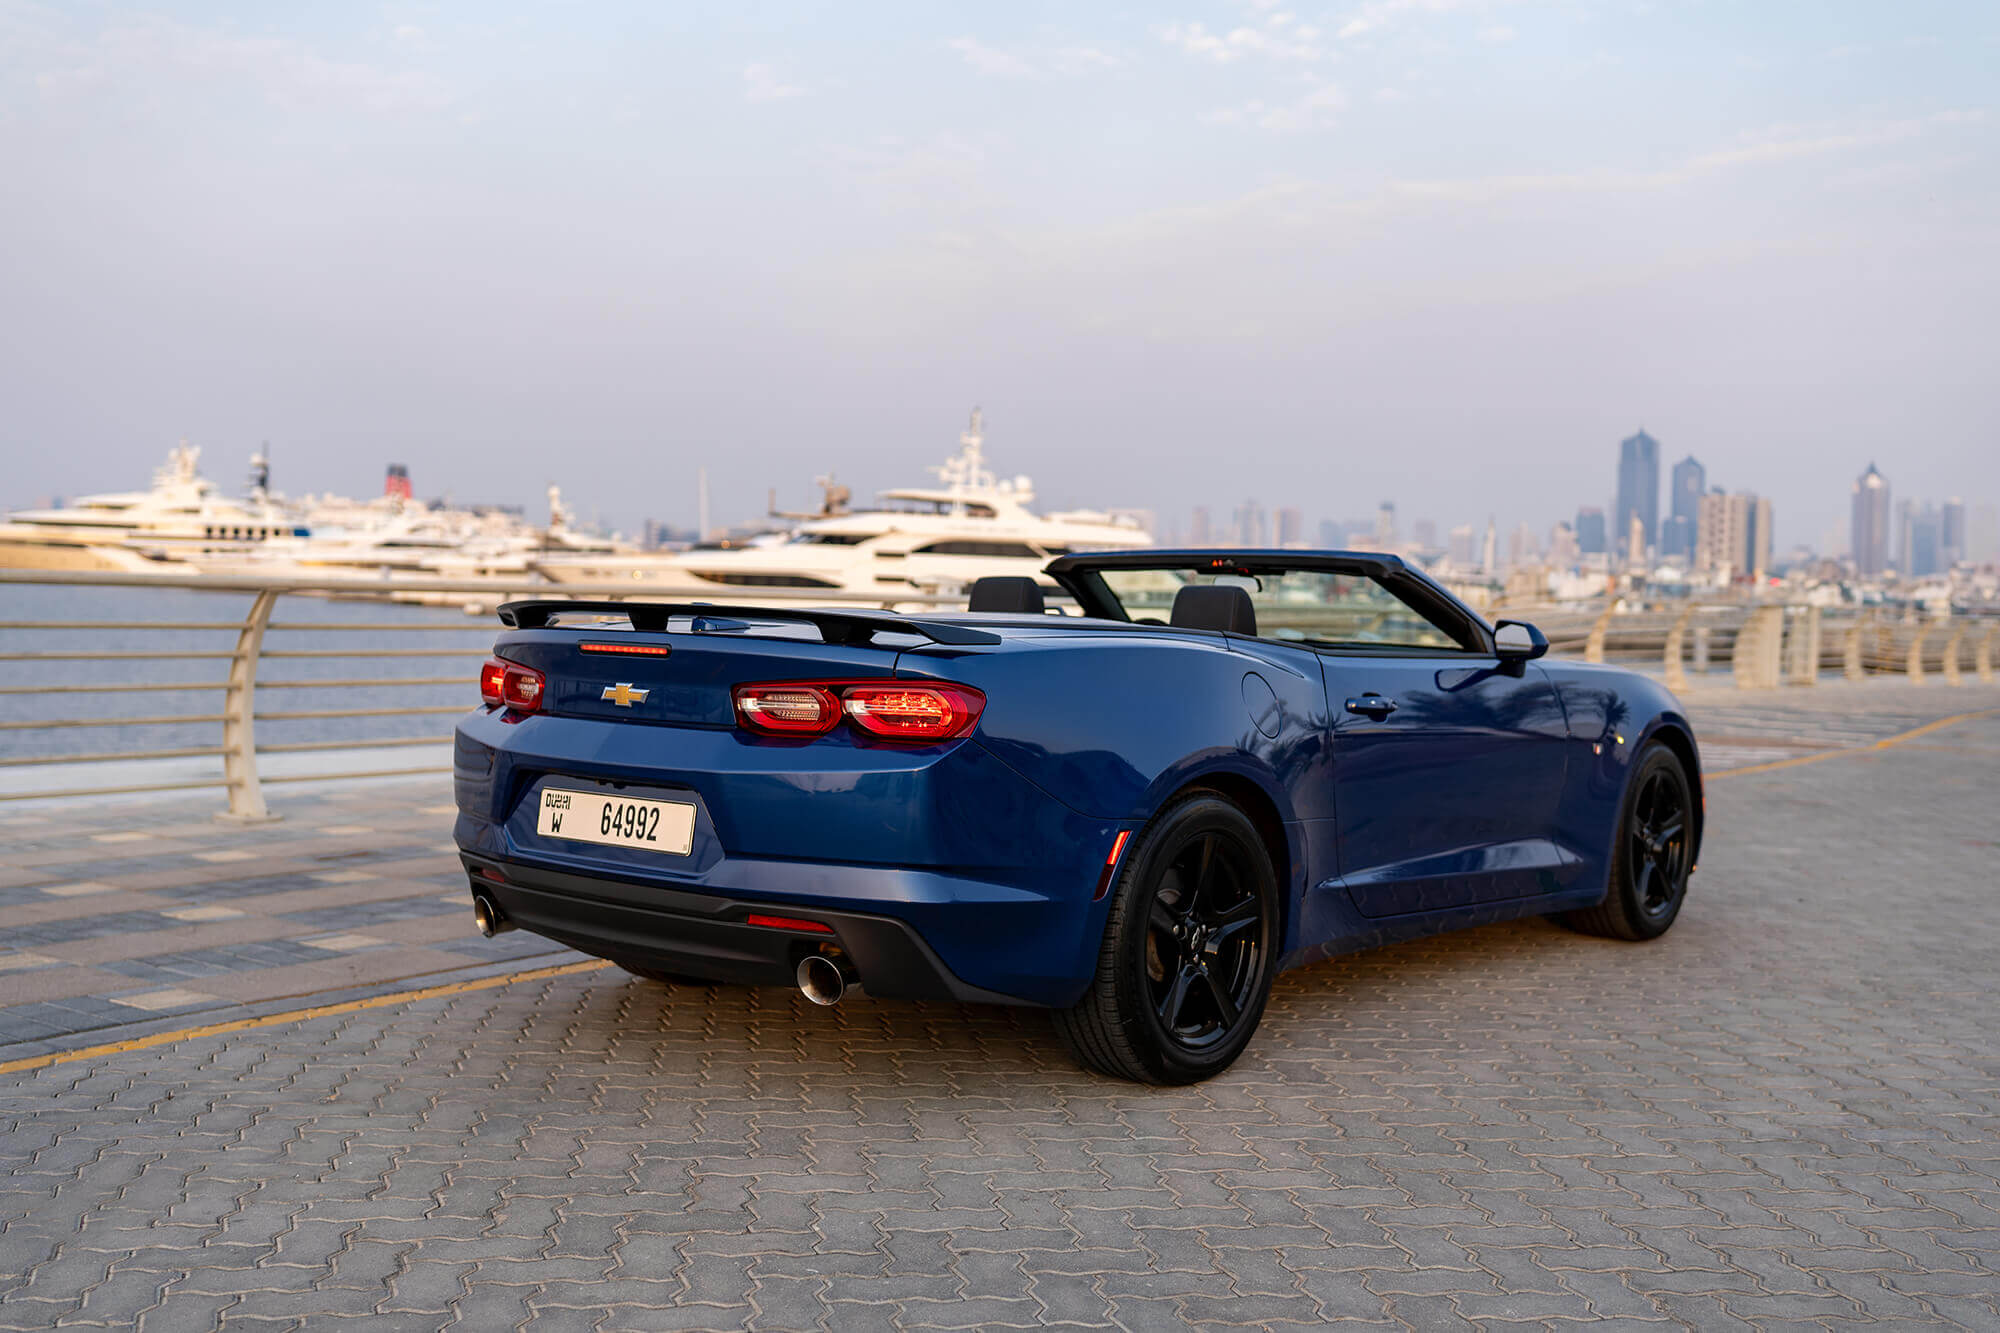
[1170, 584, 1257, 635]
[966, 576, 1046, 614]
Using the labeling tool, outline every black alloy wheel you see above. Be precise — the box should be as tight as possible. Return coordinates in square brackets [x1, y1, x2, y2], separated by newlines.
[1627, 765, 1690, 923]
[1056, 793, 1279, 1084]
[1143, 832, 1267, 1051]
[1561, 743, 1694, 941]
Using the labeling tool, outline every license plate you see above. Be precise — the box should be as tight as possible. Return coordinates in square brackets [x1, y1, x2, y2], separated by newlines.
[536, 788, 696, 855]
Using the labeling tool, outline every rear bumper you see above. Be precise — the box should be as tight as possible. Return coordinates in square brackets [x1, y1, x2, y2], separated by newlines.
[453, 710, 1126, 1007]
[462, 852, 1024, 1004]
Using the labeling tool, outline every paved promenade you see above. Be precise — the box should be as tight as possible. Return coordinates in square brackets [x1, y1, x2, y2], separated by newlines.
[1, 682, 1997, 1329]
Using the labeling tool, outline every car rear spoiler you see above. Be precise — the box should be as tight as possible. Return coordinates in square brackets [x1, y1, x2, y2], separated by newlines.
[494, 599, 1000, 647]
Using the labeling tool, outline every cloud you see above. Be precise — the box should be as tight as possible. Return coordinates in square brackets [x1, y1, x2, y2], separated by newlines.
[947, 37, 1036, 78]
[1335, 0, 1495, 41]
[28, 16, 452, 113]
[945, 37, 1123, 79]
[1478, 25, 1516, 44]
[1160, 19, 1324, 63]
[1206, 81, 1347, 132]
[742, 62, 806, 102]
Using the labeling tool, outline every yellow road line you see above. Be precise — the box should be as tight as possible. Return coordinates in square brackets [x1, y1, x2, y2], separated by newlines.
[1709, 707, 2000, 780]
[0, 959, 612, 1077]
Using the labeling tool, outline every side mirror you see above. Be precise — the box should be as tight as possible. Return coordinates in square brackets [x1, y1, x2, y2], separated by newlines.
[1494, 620, 1548, 662]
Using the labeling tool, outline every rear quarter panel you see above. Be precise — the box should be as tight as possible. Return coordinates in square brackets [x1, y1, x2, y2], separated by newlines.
[898, 629, 1333, 953]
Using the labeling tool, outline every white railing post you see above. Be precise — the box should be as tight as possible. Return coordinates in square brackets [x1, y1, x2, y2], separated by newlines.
[1733, 605, 1783, 690]
[1784, 604, 1821, 686]
[1906, 619, 1930, 686]
[1662, 603, 1696, 692]
[218, 589, 281, 823]
[1978, 623, 1997, 684]
[1583, 604, 1614, 664]
[1844, 609, 1872, 680]
[1941, 621, 1966, 687]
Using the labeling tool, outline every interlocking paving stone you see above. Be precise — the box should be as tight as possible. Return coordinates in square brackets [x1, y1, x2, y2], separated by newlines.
[0, 685, 1996, 1329]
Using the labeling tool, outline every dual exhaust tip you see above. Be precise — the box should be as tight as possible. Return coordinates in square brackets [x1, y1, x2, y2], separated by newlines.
[474, 888, 856, 1005]
[471, 891, 513, 938]
[796, 953, 857, 1006]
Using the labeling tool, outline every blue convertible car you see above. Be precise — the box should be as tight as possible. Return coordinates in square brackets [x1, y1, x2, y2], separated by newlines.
[453, 550, 1700, 1083]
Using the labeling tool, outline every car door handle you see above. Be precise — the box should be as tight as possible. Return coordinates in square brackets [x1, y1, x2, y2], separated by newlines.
[1344, 695, 1398, 718]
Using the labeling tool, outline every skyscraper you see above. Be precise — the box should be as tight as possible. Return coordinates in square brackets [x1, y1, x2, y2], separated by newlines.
[1190, 506, 1212, 546]
[1899, 501, 1941, 578]
[1232, 499, 1268, 547]
[1574, 507, 1607, 556]
[1615, 429, 1660, 559]
[1941, 498, 1967, 567]
[1850, 463, 1891, 576]
[1447, 525, 1476, 568]
[1663, 455, 1704, 560]
[1274, 506, 1303, 547]
[1696, 490, 1774, 582]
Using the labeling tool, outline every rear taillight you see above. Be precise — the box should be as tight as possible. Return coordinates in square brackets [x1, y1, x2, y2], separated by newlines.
[733, 684, 842, 736]
[842, 684, 984, 741]
[732, 680, 984, 743]
[480, 657, 545, 714]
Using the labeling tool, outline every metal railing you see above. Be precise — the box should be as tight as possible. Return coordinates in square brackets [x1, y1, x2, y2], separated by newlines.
[1499, 599, 2000, 692]
[0, 569, 956, 820]
[3, 569, 1995, 819]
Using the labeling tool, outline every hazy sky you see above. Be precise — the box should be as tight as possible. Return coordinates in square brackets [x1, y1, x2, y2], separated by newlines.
[3, 1, 1995, 551]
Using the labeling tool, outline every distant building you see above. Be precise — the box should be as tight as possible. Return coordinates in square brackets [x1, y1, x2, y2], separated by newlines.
[1190, 506, 1212, 546]
[1615, 429, 1660, 558]
[1547, 522, 1579, 571]
[1481, 517, 1497, 575]
[1850, 463, 1891, 576]
[1447, 524, 1477, 568]
[1274, 506, 1304, 547]
[1373, 502, 1397, 549]
[1971, 504, 1999, 566]
[1899, 501, 1941, 578]
[1696, 490, 1773, 582]
[1661, 454, 1704, 560]
[1413, 518, 1437, 550]
[1317, 518, 1344, 550]
[1232, 499, 1268, 548]
[1574, 507, 1607, 556]
[1940, 498, 1967, 567]
[1506, 522, 1540, 572]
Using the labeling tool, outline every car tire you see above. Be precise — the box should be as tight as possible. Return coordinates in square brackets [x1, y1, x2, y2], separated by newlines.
[1054, 793, 1280, 1084]
[1560, 742, 1694, 941]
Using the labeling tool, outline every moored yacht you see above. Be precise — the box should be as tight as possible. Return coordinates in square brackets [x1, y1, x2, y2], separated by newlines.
[532, 410, 1152, 598]
[0, 444, 305, 572]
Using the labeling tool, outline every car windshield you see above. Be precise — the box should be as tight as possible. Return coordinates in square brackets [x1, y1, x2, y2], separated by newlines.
[1096, 567, 1467, 651]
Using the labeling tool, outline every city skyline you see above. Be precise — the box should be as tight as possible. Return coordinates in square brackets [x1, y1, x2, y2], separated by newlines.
[1151, 437, 1997, 578]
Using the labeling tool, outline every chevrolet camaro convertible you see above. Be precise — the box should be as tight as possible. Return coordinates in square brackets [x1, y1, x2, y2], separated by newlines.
[453, 550, 1701, 1083]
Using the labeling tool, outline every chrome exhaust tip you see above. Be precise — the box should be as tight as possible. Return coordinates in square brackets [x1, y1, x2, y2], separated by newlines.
[796, 953, 854, 1006]
[471, 891, 513, 938]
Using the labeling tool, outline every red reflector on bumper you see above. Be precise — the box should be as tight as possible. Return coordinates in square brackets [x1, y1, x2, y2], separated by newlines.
[745, 913, 833, 934]
[1093, 830, 1132, 901]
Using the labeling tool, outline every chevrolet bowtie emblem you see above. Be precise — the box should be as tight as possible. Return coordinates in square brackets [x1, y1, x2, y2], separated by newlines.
[601, 683, 650, 707]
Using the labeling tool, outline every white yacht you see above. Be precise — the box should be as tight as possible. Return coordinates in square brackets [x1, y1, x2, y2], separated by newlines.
[191, 482, 632, 583]
[0, 444, 305, 572]
[533, 411, 1153, 599]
